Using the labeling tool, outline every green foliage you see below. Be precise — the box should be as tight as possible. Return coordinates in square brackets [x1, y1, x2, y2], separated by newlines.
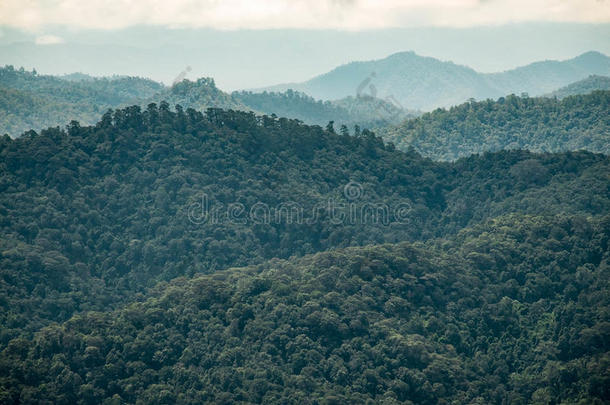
[0, 102, 608, 403]
[381, 91, 610, 160]
[0, 65, 164, 136]
[0, 66, 164, 105]
[1, 215, 608, 404]
[1, 104, 608, 342]
[547, 75, 610, 98]
[0, 66, 413, 138]
[157, 78, 245, 111]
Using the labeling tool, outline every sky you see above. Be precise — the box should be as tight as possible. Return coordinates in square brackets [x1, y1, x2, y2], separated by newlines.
[1, 0, 609, 31]
[0, 1, 609, 89]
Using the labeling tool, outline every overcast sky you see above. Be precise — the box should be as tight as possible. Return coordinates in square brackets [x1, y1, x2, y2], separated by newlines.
[2, 0, 610, 31]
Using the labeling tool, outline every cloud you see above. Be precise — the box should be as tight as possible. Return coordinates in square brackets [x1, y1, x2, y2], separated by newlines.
[1, 0, 609, 31]
[35, 34, 64, 44]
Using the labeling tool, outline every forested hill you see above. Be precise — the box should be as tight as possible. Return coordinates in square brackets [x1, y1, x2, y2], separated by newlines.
[0, 105, 608, 342]
[0, 66, 163, 102]
[380, 91, 610, 161]
[1, 214, 608, 403]
[547, 75, 610, 98]
[152, 77, 246, 111]
[233, 89, 414, 129]
[0, 66, 164, 136]
[0, 67, 247, 137]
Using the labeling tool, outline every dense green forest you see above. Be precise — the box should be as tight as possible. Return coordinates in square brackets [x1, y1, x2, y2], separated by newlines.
[381, 91, 610, 160]
[0, 103, 608, 403]
[0, 66, 163, 103]
[1, 103, 608, 337]
[1, 214, 608, 404]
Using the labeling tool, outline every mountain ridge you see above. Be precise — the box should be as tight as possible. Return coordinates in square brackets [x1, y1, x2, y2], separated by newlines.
[255, 51, 610, 110]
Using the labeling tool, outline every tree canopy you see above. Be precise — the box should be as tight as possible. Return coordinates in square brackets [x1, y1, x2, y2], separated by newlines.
[380, 91, 609, 160]
[0, 102, 608, 404]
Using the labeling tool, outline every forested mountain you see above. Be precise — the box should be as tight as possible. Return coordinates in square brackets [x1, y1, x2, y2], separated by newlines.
[0, 66, 164, 136]
[3, 51, 609, 138]
[380, 91, 610, 161]
[258, 51, 610, 110]
[547, 75, 610, 98]
[1, 214, 608, 404]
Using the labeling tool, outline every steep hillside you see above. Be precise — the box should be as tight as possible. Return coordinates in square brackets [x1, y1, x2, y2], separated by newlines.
[380, 91, 610, 160]
[1, 214, 608, 404]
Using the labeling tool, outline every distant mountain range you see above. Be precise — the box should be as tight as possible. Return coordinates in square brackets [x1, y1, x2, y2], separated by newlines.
[2, 52, 609, 140]
[257, 51, 610, 110]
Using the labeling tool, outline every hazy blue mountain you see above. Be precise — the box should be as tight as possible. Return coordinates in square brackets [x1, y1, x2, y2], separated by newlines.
[546, 74, 610, 98]
[258, 52, 496, 111]
[258, 51, 610, 110]
[488, 51, 610, 96]
[1, 23, 610, 90]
